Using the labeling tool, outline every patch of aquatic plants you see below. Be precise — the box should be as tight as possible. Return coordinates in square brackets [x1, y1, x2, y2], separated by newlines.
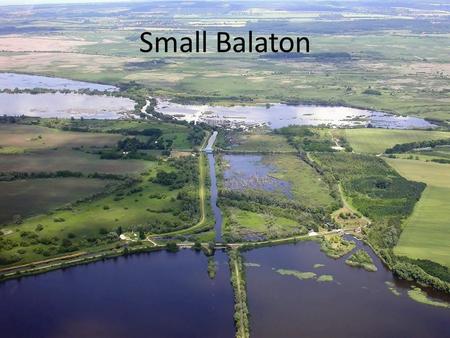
[407, 286, 450, 308]
[345, 249, 377, 272]
[320, 235, 356, 259]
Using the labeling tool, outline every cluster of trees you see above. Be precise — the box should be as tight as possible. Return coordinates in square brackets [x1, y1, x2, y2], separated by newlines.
[0, 170, 126, 181]
[117, 136, 172, 152]
[228, 250, 250, 338]
[153, 156, 199, 189]
[312, 151, 450, 290]
[393, 261, 449, 293]
[385, 138, 450, 154]
[277, 126, 336, 152]
[187, 126, 206, 146]
[220, 189, 326, 242]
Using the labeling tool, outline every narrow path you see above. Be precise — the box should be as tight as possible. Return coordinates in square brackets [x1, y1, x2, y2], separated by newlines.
[338, 184, 371, 225]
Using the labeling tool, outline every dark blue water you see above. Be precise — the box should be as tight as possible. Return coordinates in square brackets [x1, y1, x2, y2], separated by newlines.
[0, 250, 234, 338]
[208, 153, 223, 242]
[244, 240, 450, 338]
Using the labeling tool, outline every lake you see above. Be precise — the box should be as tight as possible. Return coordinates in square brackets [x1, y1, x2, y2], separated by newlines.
[0, 250, 235, 338]
[155, 98, 435, 129]
[244, 239, 450, 338]
[0, 73, 117, 91]
[0, 93, 135, 119]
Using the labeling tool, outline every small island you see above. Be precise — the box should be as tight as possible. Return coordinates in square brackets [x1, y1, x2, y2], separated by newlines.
[345, 249, 377, 272]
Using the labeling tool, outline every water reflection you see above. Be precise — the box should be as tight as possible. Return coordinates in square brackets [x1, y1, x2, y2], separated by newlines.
[156, 98, 435, 129]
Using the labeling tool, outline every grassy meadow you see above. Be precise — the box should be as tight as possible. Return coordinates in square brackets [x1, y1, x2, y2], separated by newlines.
[0, 178, 113, 225]
[0, 124, 121, 154]
[0, 156, 202, 266]
[339, 129, 450, 154]
[223, 132, 296, 153]
[386, 159, 450, 267]
[266, 154, 335, 209]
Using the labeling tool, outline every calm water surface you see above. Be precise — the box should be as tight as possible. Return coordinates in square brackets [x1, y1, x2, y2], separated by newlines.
[0, 93, 135, 119]
[244, 240, 450, 338]
[0, 73, 117, 91]
[155, 98, 435, 129]
[0, 250, 234, 338]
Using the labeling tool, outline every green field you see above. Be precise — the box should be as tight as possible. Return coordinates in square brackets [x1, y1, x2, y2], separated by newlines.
[0, 124, 121, 154]
[225, 132, 296, 153]
[223, 207, 303, 240]
[386, 158, 450, 267]
[0, 156, 202, 266]
[266, 154, 335, 209]
[36, 119, 195, 150]
[0, 149, 152, 174]
[0, 178, 112, 225]
[340, 129, 450, 154]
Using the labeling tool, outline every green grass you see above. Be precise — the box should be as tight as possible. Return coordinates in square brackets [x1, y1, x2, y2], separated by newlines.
[386, 158, 450, 267]
[0, 149, 152, 174]
[0, 159, 201, 266]
[0, 124, 121, 153]
[266, 154, 336, 209]
[228, 132, 296, 153]
[0, 178, 112, 225]
[341, 129, 449, 154]
[36, 118, 194, 150]
[223, 207, 302, 240]
[345, 249, 378, 272]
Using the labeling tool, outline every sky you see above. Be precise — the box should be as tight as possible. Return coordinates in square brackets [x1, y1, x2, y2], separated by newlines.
[0, 0, 138, 5]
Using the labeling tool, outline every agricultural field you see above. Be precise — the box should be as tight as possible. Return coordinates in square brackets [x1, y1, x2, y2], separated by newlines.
[339, 129, 450, 154]
[386, 158, 450, 267]
[0, 178, 113, 225]
[0, 124, 121, 154]
[0, 149, 152, 174]
[1, 3, 450, 124]
[35, 118, 195, 150]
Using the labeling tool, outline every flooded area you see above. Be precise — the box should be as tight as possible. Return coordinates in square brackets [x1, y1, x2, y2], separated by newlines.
[155, 98, 435, 129]
[0, 93, 135, 119]
[244, 239, 450, 338]
[0, 73, 117, 91]
[223, 154, 292, 198]
[0, 250, 235, 338]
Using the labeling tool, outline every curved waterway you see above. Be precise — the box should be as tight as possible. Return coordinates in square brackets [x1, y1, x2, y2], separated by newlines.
[0, 251, 234, 338]
[244, 239, 450, 338]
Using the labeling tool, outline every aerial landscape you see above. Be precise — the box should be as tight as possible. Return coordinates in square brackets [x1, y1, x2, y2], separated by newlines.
[0, 1, 449, 337]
